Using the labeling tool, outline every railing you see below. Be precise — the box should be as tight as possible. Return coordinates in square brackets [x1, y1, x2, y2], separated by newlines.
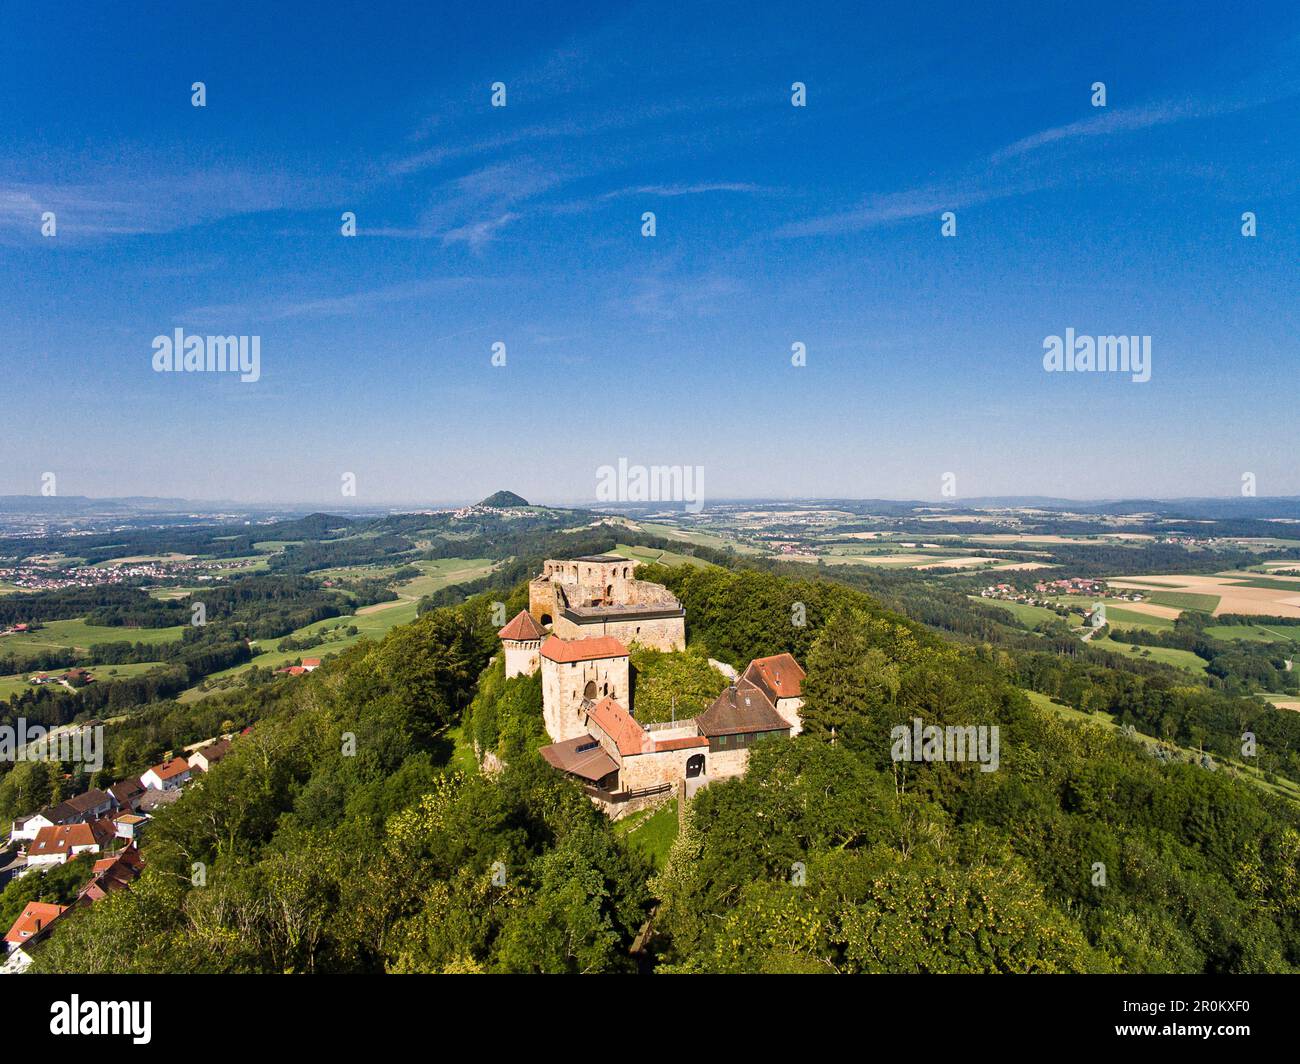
[582, 782, 673, 804]
[642, 718, 698, 732]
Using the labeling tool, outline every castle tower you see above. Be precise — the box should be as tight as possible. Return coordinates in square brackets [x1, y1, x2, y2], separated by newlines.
[539, 635, 630, 742]
[497, 609, 546, 678]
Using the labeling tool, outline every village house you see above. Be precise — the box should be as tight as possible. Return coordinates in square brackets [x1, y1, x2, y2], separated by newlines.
[141, 756, 192, 791]
[4, 901, 66, 954]
[109, 777, 145, 812]
[63, 788, 113, 821]
[79, 843, 144, 903]
[137, 787, 183, 813]
[188, 738, 231, 773]
[9, 784, 119, 842]
[26, 819, 116, 868]
[113, 812, 148, 842]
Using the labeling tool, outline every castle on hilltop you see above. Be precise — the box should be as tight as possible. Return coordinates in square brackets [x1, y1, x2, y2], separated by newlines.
[528, 555, 685, 652]
[497, 555, 804, 817]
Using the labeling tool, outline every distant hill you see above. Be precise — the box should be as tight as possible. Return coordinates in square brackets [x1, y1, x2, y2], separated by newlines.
[479, 490, 530, 508]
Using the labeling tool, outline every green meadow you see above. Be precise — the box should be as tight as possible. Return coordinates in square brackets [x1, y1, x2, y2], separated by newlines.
[1205, 624, 1300, 644]
[614, 799, 680, 868]
[1090, 635, 1208, 674]
[1, 618, 187, 660]
[1147, 590, 1220, 613]
[614, 543, 714, 569]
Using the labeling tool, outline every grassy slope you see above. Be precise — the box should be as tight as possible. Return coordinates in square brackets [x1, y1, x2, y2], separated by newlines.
[1021, 689, 1300, 805]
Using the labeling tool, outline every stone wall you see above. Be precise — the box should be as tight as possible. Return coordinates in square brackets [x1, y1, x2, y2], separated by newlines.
[705, 747, 750, 781]
[774, 696, 805, 735]
[618, 746, 699, 793]
[552, 612, 685, 652]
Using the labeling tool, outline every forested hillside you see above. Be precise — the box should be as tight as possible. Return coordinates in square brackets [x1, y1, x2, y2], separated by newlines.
[28, 564, 1300, 974]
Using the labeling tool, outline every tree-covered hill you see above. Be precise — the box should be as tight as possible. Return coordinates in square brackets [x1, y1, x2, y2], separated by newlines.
[26, 564, 1300, 974]
[479, 490, 530, 508]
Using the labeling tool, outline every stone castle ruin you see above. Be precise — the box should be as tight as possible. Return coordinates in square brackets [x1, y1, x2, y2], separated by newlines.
[528, 555, 686, 652]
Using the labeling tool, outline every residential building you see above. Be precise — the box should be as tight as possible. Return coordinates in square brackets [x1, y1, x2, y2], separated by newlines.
[26, 819, 116, 868]
[188, 738, 231, 773]
[141, 756, 192, 791]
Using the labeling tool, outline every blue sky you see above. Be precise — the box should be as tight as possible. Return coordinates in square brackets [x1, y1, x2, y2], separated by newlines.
[2, 0, 1297, 505]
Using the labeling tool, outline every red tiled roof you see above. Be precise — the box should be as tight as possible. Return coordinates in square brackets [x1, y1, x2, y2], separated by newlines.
[301, 657, 321, 667]
[150, 756, 191, 780]
[540, 634, 628, 664]
[82, 843, 144, 902]
[497, 609, 546, 641]
[743, 653, 805, 700]
[584, 697, 644, 756]
[28, 818, 115, 857]
[4, 902, 66, 945]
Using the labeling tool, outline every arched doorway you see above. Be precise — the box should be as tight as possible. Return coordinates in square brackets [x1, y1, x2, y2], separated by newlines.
[583, 680, 598, 700]
[685, 754, 705, 778]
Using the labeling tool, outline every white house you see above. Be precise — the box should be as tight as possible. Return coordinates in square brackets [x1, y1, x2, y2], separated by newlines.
[25, 820, 115, 868]
[141, 756, 192, 791]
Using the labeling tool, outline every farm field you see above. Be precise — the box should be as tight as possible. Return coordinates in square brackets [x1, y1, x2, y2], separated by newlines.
[1101, 606, 1177, 631]
[390, 558, 497, 598]
[0, 618, 187, 660]
[614, 543, 713, 569]
[1107, 573, 1300, 618]
[1089, 635, 1208, 674]
[631, 522, 764, 554]
[1047, 595, 1177, 630]
[1205, 624, 1300, 644]
[0, 660, 166, 700]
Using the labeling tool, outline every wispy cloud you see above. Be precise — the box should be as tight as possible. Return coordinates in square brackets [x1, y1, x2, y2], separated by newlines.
[182, 278, 474, 325]
[777, 69, 1299, 240]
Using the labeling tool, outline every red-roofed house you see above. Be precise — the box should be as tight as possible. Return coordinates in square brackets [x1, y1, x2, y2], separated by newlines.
[540, 697, 708, 811]
[79, 843, 144, 904]
[742, 653, 807, 735]
[26, 819, 116, 868]
[141, 756, 192, 791]
[301, 657, 321, 672]
[4, 902, 66, 952]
